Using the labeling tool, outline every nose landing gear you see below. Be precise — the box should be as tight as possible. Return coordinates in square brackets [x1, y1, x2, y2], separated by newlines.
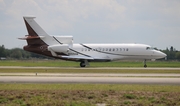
[144, 59, 147, 68]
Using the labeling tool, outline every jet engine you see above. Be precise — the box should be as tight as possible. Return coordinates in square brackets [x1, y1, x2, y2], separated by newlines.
[48, 44, 69, 56]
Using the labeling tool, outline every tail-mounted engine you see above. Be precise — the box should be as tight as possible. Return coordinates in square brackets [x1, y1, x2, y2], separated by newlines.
[48, 44, 69, 56]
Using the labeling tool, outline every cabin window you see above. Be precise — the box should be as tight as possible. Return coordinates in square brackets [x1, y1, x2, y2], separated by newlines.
[126, 48, 128, 51]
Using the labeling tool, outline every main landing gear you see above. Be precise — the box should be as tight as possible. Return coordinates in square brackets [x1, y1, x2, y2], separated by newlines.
[144, 59, 147, 68]
[80, 60, 89, 67]
[80, 61, 86, 67]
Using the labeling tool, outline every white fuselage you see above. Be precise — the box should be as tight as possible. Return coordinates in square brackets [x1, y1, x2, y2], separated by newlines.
[59, 43, 166, 61]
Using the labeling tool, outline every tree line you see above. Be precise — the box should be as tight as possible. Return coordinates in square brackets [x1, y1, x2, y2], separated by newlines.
[0, 45, 180, 60]
[0, 45, 48, 59]
[161, 46, 180, 60]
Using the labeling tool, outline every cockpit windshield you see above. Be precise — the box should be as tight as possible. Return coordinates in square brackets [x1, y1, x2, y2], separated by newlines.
[146, 47, 154, 50]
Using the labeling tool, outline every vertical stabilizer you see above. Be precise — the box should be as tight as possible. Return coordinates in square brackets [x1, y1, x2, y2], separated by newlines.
[20, 16, 72, 58]
[24, 17, 38, 36]
[20, 16, 52, 57]
[23, 16, 47, 45]
[23, 16, 57, 45]
[23, 17, 48, 37]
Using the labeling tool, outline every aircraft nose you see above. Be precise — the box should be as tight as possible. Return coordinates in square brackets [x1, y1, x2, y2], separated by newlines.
[160, 52, 167, 58]
[155, 51, 167, 59]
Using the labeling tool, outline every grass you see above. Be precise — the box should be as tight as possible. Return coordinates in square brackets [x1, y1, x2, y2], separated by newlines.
[1, 84, 180, 91]
[1, 60, 180, 73]
[0, 84, 179, 106]
[0, 60, 180, 67]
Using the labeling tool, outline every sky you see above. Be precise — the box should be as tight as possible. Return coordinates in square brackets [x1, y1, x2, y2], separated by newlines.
[0, 0, 180, 50]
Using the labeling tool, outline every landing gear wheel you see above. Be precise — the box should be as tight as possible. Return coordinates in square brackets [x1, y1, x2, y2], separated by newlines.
[144, 64, 147, 68]
[143, 59, 147, 68]
[80, 61, 86, 67]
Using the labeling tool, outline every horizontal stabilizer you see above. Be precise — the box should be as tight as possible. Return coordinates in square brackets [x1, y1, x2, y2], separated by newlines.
[18, 36, 45, 40]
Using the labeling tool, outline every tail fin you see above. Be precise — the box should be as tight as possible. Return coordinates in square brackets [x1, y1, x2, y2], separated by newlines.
[20, 16, 72, 58]
[19, 16, 53, 57]
[24, 17, 37, 36]
[21, 16, 73, 46]
[21, 16, 47, 45]
[22, 16, 58, 46]
[24, 17, 48, 37]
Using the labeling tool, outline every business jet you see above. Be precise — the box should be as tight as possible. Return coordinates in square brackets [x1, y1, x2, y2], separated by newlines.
[19, 16, 167, 67]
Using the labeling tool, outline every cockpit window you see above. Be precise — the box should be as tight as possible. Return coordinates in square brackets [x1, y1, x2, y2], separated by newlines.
[146, 47, 150, 50]
[146, 47, 154, 50]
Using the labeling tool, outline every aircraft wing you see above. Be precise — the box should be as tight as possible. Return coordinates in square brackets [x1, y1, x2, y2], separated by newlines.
[61, 55, 94, 60]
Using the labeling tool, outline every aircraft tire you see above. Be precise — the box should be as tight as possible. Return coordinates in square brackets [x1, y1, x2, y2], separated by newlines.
[144, 64, 147, 68]
[80, 62, 86, 67]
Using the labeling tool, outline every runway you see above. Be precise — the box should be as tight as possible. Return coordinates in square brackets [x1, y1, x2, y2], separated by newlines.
[1, 66, 180, 70]
[0, 67, 180, 84]
[0, 75, 179, 85]
[0, 76, 179, 84]
[1, 73, 180, 77]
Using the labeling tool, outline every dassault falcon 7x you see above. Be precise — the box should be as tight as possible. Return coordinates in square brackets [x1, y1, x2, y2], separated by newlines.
[19, 16, 167, 67]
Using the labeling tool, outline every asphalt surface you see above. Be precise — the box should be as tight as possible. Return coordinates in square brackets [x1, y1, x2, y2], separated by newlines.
[0, 76, 179, 84]
[1, 73, 180, 77]
[0, 66, 179, 84]
[1, 66, 180, 70]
